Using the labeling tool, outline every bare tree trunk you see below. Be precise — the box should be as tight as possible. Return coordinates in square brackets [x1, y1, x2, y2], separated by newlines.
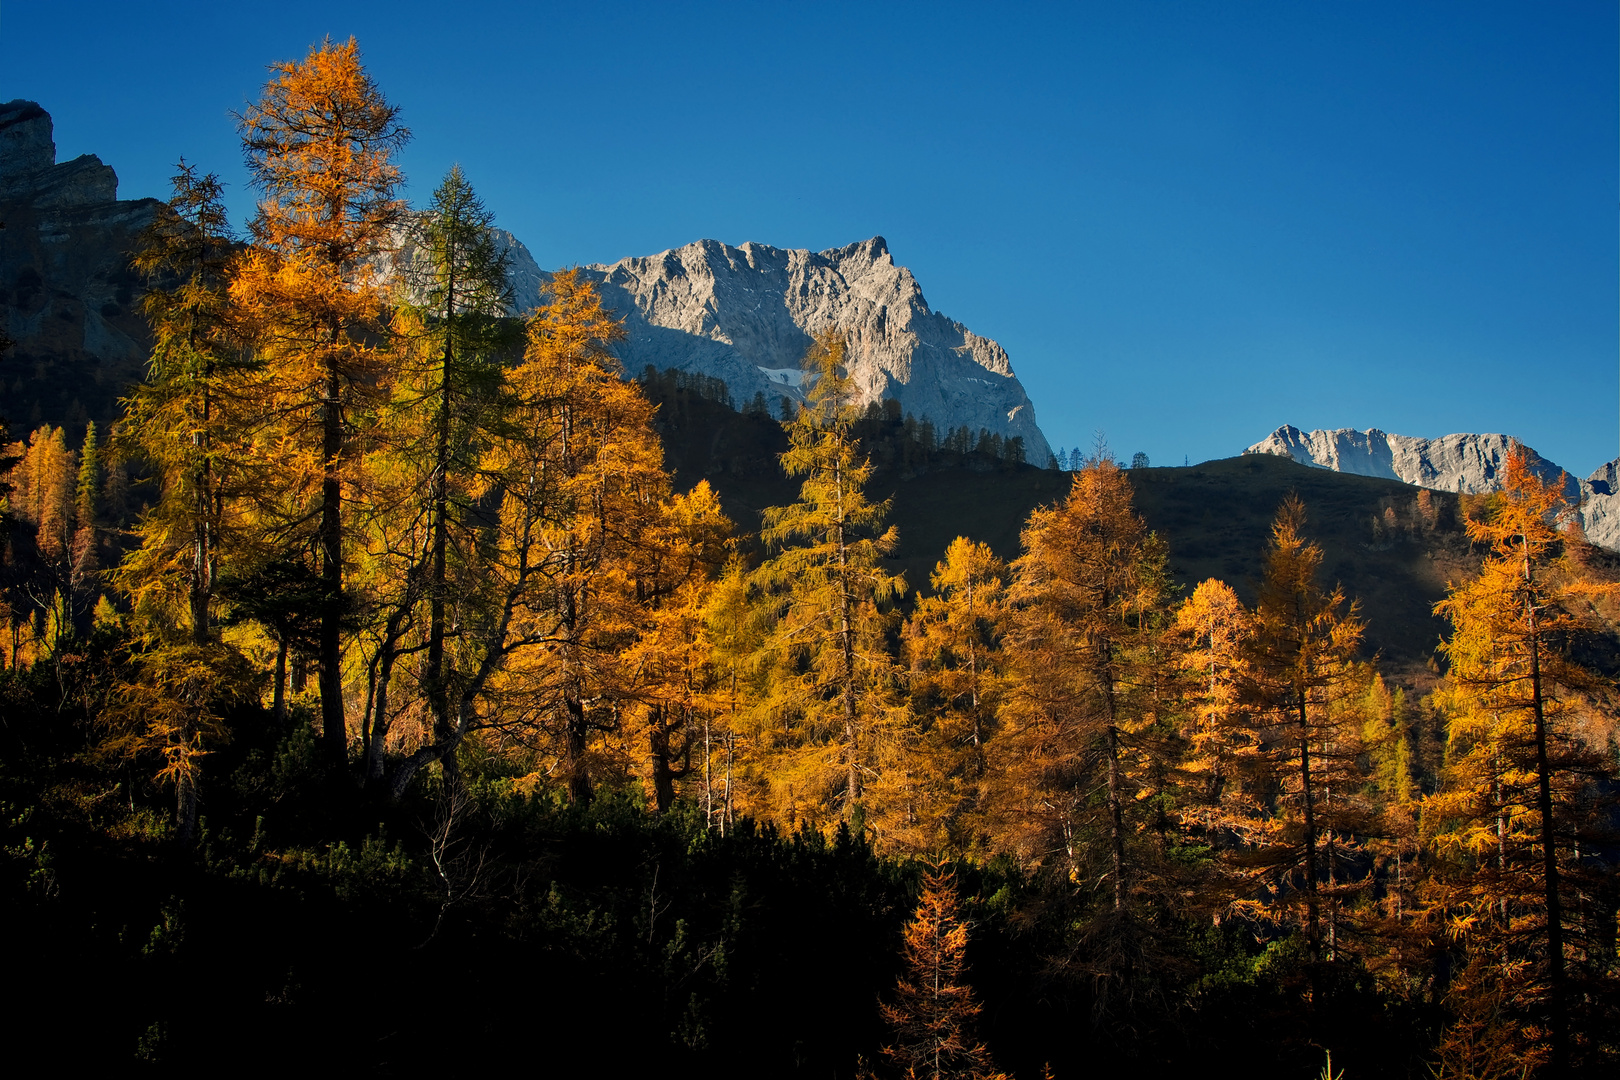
[272, 637, 288, 721]
[836, 493, 859, 821]
[1298, 685, 1322, 960]
[424, 331, 453, 760]
[564, 693, 592, 808]
[703, 714, 713, 828]
[1528, 605, 1569, 1074]
[189, 370, 214, 644]
[646, 706, 677, 813]
[1105, 721, 1126, 912]
[318, 363, 346, 767]
[365, 644, 399, 783]
[176, 766, 198, 844]
[723, 732, 733, 836]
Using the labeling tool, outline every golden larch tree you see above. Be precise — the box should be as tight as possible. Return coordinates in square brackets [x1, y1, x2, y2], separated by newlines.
[117, 162, 249, 646]
[1228, 494, 1366, 960]
[1174, 577, 1253, 822]
[232, 36, 410, 764]
[1425, 445, 1620, 1072]
[618, 481, 733, 812]
[749, 331, 907, 832]
[106, 164, 260, 840]
[701, 555, 765, 832]
[993, 453, 1175, 911]
[894, 536, 1010, 856]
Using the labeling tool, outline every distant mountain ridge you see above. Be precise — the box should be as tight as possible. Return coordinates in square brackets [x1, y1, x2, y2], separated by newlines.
[1247, 424, 1620, 551]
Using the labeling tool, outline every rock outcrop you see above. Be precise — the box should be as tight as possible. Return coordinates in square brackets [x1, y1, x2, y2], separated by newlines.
[1247, 424, 1620, 552]
[1576, 459, 1620, 552]
[0, 100, 161, 436]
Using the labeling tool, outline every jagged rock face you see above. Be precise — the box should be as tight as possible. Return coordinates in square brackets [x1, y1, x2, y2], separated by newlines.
[1247, 424, 1620, 553]
[1247, 425, 1575, 496]
[1577, 460, 1620, 552]
[0, 101, 160, 437]
[495, 229, 546, 315]
[564, 237, 1051, 464]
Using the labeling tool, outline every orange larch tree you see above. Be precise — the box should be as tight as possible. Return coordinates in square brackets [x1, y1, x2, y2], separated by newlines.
[118, 163, 247, 646]
[1426, 445, 1620, 1072]
[894, 536, 1010, 856]
[232, 36, 410, 765]
[748, 332, 908, 833]
[875, 865, 1010, 1080]
[1173, 577, 1254, 822]
[993, 453, 1176, 911]
[1229, 495, 1366, 960]
[106, 163, 261, 840]
[619, 481, 733, 813]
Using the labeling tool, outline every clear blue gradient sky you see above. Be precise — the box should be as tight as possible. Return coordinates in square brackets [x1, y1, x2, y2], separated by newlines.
[6, 2, 1616, 472]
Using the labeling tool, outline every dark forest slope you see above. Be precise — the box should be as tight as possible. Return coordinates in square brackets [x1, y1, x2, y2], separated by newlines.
[649, 389, 1620, 686]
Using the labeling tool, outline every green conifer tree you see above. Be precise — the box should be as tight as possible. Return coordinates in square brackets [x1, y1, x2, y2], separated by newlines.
[358, 165, 512, 784]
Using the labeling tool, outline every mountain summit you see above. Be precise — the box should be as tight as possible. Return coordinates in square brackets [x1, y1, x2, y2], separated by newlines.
[491, 234, 1052, 465]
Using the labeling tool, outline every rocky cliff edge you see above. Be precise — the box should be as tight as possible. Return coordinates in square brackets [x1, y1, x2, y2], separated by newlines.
[0, 101, 162, 436]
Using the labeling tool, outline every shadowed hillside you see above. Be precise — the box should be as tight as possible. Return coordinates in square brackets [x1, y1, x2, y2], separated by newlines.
[650, 390, 1612, 687]
[880, 453, 1480, 685]
[1127, 453, 1479, 685]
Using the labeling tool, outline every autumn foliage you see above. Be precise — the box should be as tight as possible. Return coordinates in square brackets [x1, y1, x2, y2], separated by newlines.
[875, 867, 1010, 1080]
[1, 38, 1617, 1078]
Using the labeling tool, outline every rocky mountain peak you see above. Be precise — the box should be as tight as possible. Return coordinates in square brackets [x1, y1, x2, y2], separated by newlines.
[1246, 424, 1574, 496]
[572, 236, 1048, 462]
[381, 213, 1050, 462]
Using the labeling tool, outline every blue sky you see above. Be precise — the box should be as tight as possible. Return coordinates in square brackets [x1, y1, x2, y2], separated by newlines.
[6, 2, 1616, 472]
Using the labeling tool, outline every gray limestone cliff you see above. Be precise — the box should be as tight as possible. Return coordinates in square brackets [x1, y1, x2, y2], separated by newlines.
[1247, 424, 1620, 552]
[0, 100, 161, 435]
[1576, 459, 1620, 553]
[1245, 425, 1573, 496]
[488, 235, 1051, 465]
